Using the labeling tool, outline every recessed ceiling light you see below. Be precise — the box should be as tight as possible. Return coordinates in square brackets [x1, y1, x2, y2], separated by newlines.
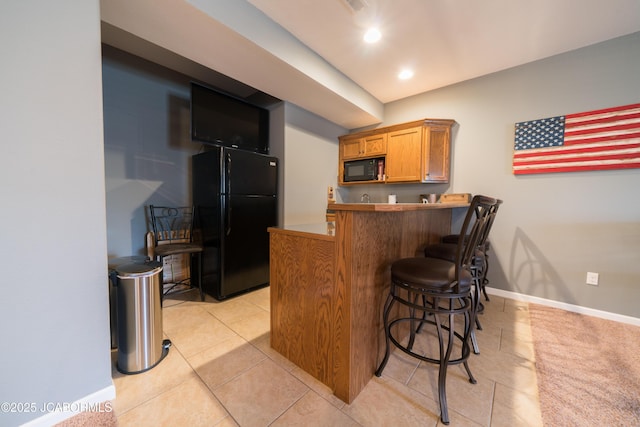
[398, 69, 414, 80]
[363, 28, 381, 44]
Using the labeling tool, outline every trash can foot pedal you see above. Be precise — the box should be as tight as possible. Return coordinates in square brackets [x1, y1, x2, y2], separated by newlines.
[116, 339, 172, 375]
[159, 339, 171, 361]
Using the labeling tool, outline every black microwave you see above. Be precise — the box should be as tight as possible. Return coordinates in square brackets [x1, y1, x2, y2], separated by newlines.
[344, 158, 379, 182]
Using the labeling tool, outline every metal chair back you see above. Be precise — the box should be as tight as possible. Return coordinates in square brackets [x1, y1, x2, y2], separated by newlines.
[149, 206, 196, 245]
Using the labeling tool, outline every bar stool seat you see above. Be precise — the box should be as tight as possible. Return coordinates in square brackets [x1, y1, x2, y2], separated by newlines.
[391, 257, 473, 292]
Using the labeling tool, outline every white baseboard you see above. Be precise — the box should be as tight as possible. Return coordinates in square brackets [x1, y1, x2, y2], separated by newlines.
[20, 383, 116, 427]
[486, 287, 640, 327]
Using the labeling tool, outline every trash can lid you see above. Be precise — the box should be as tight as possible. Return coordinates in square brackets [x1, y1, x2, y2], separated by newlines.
[108, 255, 150, 269]
[116, 261, 162, 278]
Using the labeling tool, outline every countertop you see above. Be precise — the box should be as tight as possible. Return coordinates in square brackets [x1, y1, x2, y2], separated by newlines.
[328, 202, 469, 212]
[268, 203, 469, 240]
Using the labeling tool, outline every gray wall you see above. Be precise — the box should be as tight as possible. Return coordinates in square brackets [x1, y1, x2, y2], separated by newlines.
[0, 2, 113, 426]
[103, 46, 201, 257]
[102, 46, 340, 255]
[381, 33, 640, 318]
[282, 104, 345, 225]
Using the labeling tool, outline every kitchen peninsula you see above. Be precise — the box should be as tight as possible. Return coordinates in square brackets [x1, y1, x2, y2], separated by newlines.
[268, 201, 468, 403]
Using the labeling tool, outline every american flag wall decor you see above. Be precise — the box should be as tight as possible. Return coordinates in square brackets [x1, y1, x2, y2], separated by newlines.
[512, 103, 640, 175]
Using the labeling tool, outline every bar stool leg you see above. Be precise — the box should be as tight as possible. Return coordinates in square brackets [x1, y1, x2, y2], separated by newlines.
[481, 251, 491, 301]
[375, 292, 395, 376]
[434, 302, 456, 425]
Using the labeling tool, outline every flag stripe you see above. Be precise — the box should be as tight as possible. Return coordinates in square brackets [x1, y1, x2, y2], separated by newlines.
[564, 131, 640, 145]
[513, 140, 640, 159]
[565, 103, 640, 119]
[565, 111, 640, 128]
[513, 103, 640, 174]
[514, 162, 640, 175]
[514, 150, 640, 166]
[565, 121, 640, 138]
[513, 161, 640, 175]
[514, 157, 640, 170]
[514, 159, 640, 170]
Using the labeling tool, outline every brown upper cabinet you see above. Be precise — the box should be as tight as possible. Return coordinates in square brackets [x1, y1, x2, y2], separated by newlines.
[340, 133, 387, 160]
[338, 119, 455, 185]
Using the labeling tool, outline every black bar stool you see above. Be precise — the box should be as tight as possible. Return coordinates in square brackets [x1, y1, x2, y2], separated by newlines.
[423, 199, 503, 353]
[375, 195, 499, 425]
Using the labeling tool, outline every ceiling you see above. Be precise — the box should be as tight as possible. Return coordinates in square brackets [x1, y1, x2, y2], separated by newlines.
[101, 0, 640, 129]
[246, 0, 640, 103]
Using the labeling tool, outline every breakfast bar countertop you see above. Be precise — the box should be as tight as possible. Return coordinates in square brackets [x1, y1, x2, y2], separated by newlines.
[329, 202, 469, 212]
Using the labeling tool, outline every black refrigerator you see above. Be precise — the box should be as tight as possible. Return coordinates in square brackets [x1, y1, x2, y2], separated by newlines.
[192, 146, 278, 299]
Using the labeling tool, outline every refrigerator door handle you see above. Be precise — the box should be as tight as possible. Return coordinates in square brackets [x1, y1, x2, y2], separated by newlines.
[226, 152, 232, 195]
[226, 152, 232, 236]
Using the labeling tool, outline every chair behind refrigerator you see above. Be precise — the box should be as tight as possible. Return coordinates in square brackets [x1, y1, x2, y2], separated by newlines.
[149, 205, 204, 301]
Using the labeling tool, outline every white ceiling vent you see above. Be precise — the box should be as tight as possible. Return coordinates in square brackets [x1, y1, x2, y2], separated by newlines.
[342, 0, 368, 13]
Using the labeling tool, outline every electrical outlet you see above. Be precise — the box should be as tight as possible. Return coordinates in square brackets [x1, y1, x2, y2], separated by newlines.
[586, 272, 599, 286]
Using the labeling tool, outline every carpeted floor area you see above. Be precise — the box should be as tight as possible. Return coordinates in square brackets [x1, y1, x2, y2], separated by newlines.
[53, 402, 117, 427]
[529, 303, 640, 426]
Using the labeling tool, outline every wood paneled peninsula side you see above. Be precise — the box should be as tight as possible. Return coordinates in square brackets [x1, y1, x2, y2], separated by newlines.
[268, 202, 468, 403]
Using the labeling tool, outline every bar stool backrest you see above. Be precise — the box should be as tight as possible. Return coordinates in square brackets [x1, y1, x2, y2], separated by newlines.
[476, 199, 503, 251]
[454, 195, 498, 289]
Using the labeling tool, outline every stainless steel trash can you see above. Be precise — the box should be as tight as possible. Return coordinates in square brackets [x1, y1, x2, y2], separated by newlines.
[115, 261, 170, 374]
[108, 256, 149, 349]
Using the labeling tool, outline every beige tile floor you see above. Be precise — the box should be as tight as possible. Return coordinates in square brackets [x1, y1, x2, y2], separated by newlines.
[111, 287, 543, 426]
